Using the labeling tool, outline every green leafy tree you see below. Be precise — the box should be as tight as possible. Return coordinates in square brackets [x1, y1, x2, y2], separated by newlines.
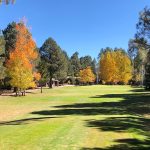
[128, 38, 148, 84]
[62, 50, 71, 76]
[80, 55, 92, 69]
[0, 35, 6, 87]
[3, 22, 17, 59]
[129, 7, 150, 87]
[70, 52, 81, 77]
[40, 37, 68, 88]
[55, 51, 68, 83]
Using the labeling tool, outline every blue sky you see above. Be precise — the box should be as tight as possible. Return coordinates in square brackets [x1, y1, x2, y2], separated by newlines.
[0, 0, 150, 58]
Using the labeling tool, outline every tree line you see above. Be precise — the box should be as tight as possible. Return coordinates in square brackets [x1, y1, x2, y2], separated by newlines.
[0, 21, 97, 95]
[0, 20, 132, 94]
[1, 6, 150, 95]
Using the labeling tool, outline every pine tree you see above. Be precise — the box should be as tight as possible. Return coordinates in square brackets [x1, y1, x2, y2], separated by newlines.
[70, 52, 81, 77]
[80, 55, 92, 69]
[0, 35, 6, 87]
[40, 38, 68, 88]
[3, 22, 18, 59]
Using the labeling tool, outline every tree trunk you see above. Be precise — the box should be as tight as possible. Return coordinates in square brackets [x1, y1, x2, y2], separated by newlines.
[41, 86, 43, 93]
[14, 87, 18, 93]
[49, 78, 53, 88]
[16, 91, 18, 96]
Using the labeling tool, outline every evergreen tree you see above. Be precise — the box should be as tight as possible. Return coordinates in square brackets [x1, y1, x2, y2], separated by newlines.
[55, 50, 68, 83]
[40, 37, 67, 88]
[70, 52, 81, 77]
[80, 55, 92, 69]
[3, 22, 18, 59]
[0, 35, 6, 87]
[62, 50, 70, 76]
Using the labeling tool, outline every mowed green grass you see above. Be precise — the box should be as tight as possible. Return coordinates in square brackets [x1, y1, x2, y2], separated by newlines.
[0, 85, 149, 150]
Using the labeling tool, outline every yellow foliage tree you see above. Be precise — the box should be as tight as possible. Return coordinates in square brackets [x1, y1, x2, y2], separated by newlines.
[79, 66, 95, 84]
[115, 51, 132, 84]
[100, 50, 132, 84]
[6, 22, 38, 95]
[7, 50, 35, 90]
[100, 52, 118, 83]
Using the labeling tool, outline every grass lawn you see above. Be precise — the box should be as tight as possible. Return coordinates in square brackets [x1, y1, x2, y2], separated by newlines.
[0, 85, 149, 150]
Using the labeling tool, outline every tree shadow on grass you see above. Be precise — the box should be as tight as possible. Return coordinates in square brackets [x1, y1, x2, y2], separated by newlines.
[31, 89, 150, 150]
[0, 116, 57, 125]
[86, 116, 149, 133]
[32, 93, 150, 116]
[81, 138, 150, 150]
[81, 139, 150, 150]
[81, 92, 150, 150]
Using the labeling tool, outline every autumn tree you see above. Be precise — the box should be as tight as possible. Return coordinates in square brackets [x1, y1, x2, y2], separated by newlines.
[80, 56, 97, 78]
[6, 22, 38, 95]
[7, 50, 35, 95]
[99, 48, 132, 84]
[79, 66, 95, 84]
[98, 47, 113, 59]
[115, 50, 132, 84]
[100, 51, 118, 84]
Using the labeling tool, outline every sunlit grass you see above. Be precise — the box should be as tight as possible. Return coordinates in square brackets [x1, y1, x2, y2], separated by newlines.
[0, 85, 149, 150]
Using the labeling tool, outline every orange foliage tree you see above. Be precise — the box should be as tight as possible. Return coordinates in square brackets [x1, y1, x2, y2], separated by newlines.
[34, 72, 41, 81]
[79, 66, 95, 84]
[6, 22, 39, 95]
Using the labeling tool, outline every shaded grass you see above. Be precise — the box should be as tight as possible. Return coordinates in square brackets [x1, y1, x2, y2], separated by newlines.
[0, 85, 149, 150]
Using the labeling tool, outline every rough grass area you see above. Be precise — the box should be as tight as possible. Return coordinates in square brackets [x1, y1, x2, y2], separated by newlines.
[0, 85, 149, 150]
